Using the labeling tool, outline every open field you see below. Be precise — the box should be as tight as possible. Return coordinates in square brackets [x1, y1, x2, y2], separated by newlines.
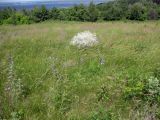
[0, 21, 160, 120]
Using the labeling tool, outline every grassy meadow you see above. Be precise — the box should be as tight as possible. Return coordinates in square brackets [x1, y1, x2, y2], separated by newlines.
[0, 21, 160, 120]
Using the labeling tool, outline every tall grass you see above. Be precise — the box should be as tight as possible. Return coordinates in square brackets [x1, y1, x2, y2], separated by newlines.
[0, 21, 160, 120]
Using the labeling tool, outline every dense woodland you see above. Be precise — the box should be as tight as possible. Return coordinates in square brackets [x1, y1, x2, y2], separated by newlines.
[0, 0, 160, 24]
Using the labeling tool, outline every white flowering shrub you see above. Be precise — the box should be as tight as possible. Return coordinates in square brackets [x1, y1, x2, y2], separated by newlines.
[6, 56, 24, 103]
[70, 31, 98, 48]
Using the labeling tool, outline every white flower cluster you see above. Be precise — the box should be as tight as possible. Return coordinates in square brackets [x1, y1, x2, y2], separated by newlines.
[148, 76, 160, 95]
[70, 31, 98, 48]
[6, 56, 23, 102]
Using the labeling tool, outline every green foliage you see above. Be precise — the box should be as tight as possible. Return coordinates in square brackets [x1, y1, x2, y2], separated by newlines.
[0, 0, 160, 25]
[153, 0, 160, 4]
[10, 110, 24, 120]
[153, 66, 160, 79]
[144, 77, 160, 103]
[66, 4, 90, 21]
[97, 86, 109, 102]
[124, 76, 160, 103]
[148, 8, 158, 20]
[58, 10, 66, 20]
[103, 4, 124, 20]
[128, 2, 147, 21]
[49, 7, 60, 20]
[0, 7, 15, 21]
[32, 5, 49, 22]
[124, 81, 144, 100]
[3, 13, 30, 25]
[89, 108, 113, 120]
[88, 2, 99, 22]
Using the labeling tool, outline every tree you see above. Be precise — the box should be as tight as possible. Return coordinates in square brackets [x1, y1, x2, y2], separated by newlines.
[32, 5, 49, 22]
[40, 5, 49, 21]
[0, 7, 15, 21]
[148, 9, 158, 20]
[65, 7, 79, 21]
[3, 13, 30, 25]
[88, 2, 99, 22]
[50, 8, 60, 20]
[152, 0, 160, 4]
[58, 10, 66, 20]
[103, 4, 123, 20]
[32, 7, 41, 22]
[3, 14, 17, 25]
[72, 4, 90, 21]
[78, 8, 90, 21]
[128, 2, 147, 21]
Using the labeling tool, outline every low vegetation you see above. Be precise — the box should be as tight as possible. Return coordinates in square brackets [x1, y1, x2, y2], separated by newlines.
[0, 0, 160, 25]
[0, 21, 160, 119]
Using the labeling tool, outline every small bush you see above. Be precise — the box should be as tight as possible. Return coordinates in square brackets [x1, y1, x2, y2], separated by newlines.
[128, 3, 147, 21]
[3, 13, 30, 25]
[124, 81, 144, 100]
[124, 76, 160, 103]
[144, 77, 160, 103]
[148, 9, 158, 20]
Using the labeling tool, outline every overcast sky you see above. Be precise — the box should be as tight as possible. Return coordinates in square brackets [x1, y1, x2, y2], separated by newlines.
[0, 0, 52, 2]
[0, 0, 106, 3]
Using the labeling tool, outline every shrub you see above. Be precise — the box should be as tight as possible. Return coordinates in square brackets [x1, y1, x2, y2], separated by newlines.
[128, 2, 147, 21]
[153, 0, 160, 4]
[77, 6, 90, 21]
[3, 14, 17, 25]
[0, 7, 15, 21]
[32, 5, 49, 22]
[88, 2, 99, 22]
[68, 4, 90, 21]
[124, 76, 160, 103]
[19, 15, 30, 24]
[3, 13, 30, 25]
[103, 5, 124, 20]
[124, 81, 144, 100]
[57, 10, 66, 20]
[10, 110, 24, 120]
[144, 77, 160, 103]
[49, 7, 60, 20]
[148, 9, 158, 20]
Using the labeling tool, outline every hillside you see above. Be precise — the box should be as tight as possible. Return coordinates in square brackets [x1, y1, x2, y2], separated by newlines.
[0, 21, 160, 119]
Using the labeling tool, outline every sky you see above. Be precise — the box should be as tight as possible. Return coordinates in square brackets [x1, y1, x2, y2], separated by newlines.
[0, 0, 106, 3]
[0, 0, 51, 2]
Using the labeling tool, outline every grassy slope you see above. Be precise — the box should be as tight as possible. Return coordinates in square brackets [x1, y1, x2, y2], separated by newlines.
[0, 21, 160, 120]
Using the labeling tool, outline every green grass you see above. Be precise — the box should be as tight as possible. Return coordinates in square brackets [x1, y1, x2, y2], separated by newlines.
[0, 21, 160, 120]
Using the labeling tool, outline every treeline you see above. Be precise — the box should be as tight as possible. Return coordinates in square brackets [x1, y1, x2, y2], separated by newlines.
[0, 0, 160, 25]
